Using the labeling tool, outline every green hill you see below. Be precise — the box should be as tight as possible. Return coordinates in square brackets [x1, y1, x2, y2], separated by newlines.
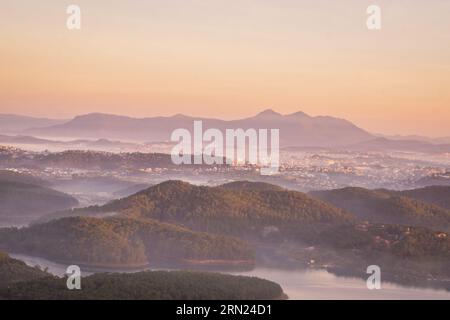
[1, 180, 449, 290]
[94, 180, 353, 240]
[0, 252, 284, 300]
[220, 181, 286, 192]
[390, 186, 450, 210]
[309, 187, 450, 231]
[0, 270, 285, 300]
[0, 180, 353, 269]
[0, 216, 254, 269]
[0, 251, 49, 287]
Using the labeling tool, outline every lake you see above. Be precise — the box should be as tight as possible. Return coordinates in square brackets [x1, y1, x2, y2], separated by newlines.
[11, 254, 450, 300]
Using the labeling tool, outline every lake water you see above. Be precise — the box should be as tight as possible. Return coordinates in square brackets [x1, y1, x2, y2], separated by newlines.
[11, 254, 450, 300]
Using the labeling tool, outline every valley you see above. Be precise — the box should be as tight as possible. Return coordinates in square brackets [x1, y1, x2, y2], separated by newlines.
[1, 111, 449, 299]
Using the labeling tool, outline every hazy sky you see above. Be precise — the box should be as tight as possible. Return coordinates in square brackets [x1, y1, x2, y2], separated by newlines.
[1, 0, 449, 136]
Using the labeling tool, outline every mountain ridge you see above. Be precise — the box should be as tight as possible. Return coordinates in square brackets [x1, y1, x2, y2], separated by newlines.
[0, 114, 67, 134]
[309, 187, 450, 231]
[24, 110, 374, 147]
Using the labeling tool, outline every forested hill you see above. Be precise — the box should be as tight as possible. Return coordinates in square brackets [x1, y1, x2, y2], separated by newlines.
[309, 187, 450, 231]
[0, 252, 285, 300]
[96, 180, 354, 236]
[1, 180, 449, 290]
[0, 216, 254, 269]
[220, 181, 286, 192]
[388, 186, 450, 210]
[0, 270, 285, 300]
[0, 251, 50, 286]
[0, 170, 49, 187]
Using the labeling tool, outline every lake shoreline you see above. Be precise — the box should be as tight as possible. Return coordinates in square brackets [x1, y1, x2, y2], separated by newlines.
[10, 253, 450, 300]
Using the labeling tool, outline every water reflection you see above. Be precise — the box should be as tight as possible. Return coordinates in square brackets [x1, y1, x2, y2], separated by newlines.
[231, 268, 450, 300]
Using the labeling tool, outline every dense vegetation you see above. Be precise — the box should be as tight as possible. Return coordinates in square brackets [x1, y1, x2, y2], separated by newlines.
[0, 270, 285, 300]
[17, 181, 448, 269]
[0, 216, 254, 268]
[390, 186, 450, 210]
[221, 181, 286, 192]
[319, 223, 450, 259]
[1, 179, 449, 291]
[0, 251, 49, 287]
[0, 148, 226, 171]
[0, 253, 283, 300]
[95, 180, 354, 240]
[309, 187, 450, 231]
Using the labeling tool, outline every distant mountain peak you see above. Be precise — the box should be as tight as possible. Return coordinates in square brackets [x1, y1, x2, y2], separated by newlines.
[140, 180, 193, 194]
[288, 111, 310, 118]
[256, 109, 282, 117]
[74, 113, 129, 120]
[24, 109, 374, 147]
[172, 113, 191, 119]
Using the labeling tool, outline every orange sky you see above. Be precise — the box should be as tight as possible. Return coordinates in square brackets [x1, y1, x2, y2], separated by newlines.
[1, 0, 449, 136]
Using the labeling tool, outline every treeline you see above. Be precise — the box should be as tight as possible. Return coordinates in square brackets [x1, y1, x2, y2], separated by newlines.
[0, 216, 254, 268]
[2, 179, 449, 287]
[99, 180, 353, 238]
[31, 181, 450, 266]
[0, 270, 285, 300]
[0, 253, 284, 300]
[320, 223, 450, 261]
[0, 251, 49, 287]
[391, 186, 450, 210]
[0, 149, 227, 171]
[310, 187, 450, 231]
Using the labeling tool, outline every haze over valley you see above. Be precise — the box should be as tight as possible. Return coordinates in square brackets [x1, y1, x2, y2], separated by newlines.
[0, 109, 449, 299]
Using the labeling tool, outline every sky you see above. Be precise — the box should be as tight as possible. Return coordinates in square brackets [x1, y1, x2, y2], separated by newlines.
[0, 0, 449, 136]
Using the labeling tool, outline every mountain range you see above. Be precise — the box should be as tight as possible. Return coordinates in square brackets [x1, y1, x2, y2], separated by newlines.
[2, 110, 450, 151]
[0, 114, 66, 134]
[345, 137, 450, 153]
[1, 110, 371, 147]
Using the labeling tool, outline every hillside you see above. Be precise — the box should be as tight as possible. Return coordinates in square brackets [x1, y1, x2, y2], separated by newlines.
[0, 114, 65, 134]
[95, 180, 354, 240]
[0, 251, 50, 287]
[0, 216, 254, 269]
[1, 180, 449, 290]
[0, 180, 79, 223]
[0, 270, 285, 300]
[0, 170, 49, 186]
[220, 181, 286, 192]
[309, 187, 450, 231]
[390, 186, 450, 210]
[0, 149, 218, 171]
